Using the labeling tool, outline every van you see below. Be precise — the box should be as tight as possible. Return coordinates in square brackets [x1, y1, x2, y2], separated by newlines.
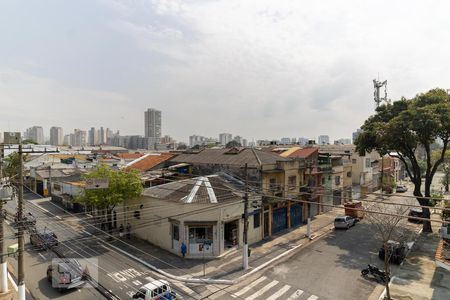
[132, 280, 178, 300]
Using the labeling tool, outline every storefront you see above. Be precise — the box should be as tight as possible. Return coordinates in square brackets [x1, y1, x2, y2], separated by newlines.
[187, 223, 215, 256]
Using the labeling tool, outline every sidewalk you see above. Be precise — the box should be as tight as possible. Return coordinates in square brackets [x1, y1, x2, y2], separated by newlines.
[107, 208, 341, 281]
[383, 215, 450, 300]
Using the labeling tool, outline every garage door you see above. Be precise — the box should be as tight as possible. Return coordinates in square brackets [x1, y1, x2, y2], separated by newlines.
[290, 204, 302, 227]
[272, 207, 288, 234]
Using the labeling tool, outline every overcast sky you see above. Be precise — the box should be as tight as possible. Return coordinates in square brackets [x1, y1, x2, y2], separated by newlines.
[1, 0, 449, 143]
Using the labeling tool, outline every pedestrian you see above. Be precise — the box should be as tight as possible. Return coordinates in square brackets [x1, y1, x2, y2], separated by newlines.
[181, 241, 187, 258]
[126, 223, 131, 240]
[119, 224, 124, 238]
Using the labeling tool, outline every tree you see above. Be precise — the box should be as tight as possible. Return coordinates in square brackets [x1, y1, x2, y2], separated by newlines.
[355, 88, 450, 232]
[176, 144, 187, 150]
[2, 152, 27, 179]
[225, 140, 242, 148]
[77, 164, 143, 233]
[365, 202, 413, 300]
[22, 139, 37, 145]
[432, 149, 450, 192]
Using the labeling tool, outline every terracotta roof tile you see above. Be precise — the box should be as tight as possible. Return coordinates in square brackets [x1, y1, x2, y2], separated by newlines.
[288, 147, 319, 159]
[126, 153, 174, 172]
[117, 153, 145, 160]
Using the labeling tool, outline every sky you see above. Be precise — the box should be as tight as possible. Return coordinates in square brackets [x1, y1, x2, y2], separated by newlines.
[1, 0, 450, 143]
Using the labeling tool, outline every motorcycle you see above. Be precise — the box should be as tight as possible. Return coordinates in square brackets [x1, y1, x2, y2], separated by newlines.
[361, 264, 390, 283]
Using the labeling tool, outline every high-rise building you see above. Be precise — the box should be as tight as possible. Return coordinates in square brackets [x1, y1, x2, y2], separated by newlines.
[106, 128, 113, 144]
[334, 138, 352, 145]
[88, 127, 97, 146]
[352, 129, 362, 144]
[63, 134, 71, 146]
[49, 127, 63, 146]
[144, 108, 162, 138]
[98, 127, 106, 145]
[25, 126, 44, 144]
[298, 137, 309, 146]
[318, 135, 330, 145]
[73, 129, 87, 147]
[219, 133, 232, 146]
[280, 137, 291, 145]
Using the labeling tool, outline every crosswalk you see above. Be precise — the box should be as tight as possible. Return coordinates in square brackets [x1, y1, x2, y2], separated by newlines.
[207, 276, 320, 300]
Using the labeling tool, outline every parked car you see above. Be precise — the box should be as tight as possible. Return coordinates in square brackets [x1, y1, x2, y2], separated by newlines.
[378, 240, 407, 264]
[408, 208, 424, 223]
[30, 229, 59, 250]
[133, 280, 179, 300]
[334, 216, 356, 229]
[47, 259, 88, 291]
[396, 185, 408, 193]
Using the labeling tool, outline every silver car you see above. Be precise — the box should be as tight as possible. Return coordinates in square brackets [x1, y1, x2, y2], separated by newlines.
[334, 215, 356, 229]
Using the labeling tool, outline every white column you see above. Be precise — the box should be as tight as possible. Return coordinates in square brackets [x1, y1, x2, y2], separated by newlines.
[0, 262, 8, 293]
[18, 284, 25, 300]
[243, 244, 249, 270]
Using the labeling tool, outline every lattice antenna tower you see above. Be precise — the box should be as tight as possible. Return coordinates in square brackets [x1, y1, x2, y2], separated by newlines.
[373, 78, 389, 108]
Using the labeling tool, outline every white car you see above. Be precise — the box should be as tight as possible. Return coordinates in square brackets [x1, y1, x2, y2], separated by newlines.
[133, 280, 179, 300]
[334, 216, 356, 229]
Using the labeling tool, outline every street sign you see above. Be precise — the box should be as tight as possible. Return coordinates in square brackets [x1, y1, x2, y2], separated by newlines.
[85, 178, 109, 189]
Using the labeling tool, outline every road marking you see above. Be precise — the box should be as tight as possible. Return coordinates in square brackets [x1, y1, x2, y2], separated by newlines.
[145, 276, 155, 282]
[82, 230, 92, 236]
[266, 284, 291, 300]
[126, 291, 135, 297]
[306, 295, 319, 300]
[132, 280, 142, 286]
[232, 276, 267, 297]
[5, 220, 10, 226]
[244, 280, 279, 300]
[38, 253, 46, 260]
[56, 215, 62, 219]
[7, 272, 18, 291]
[173, 281, 196, 295]
[287, 289, 304, 300]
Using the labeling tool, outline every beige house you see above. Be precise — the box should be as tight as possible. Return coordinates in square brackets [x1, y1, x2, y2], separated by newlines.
[117, 174, 262, 258]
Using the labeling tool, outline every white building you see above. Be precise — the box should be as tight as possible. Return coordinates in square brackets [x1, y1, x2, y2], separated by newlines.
[298, 137, 309, 146]
[242, 139, 248, 147]
[280, 137, 291, 145]
[49, 127, 63, 146]
[219, 133, 232, 146]
[25, 126, 44, 144]
[88, 127, 97, 146]
[144, 108, 162, 148]
[73, 129, 87, 147]
[318, 135, 330, 145]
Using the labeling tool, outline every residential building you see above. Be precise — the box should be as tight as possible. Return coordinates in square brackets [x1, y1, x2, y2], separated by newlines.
[169, 148, 307, 238]
[116, 174, 262, 258]
[106, 128, 113, 144]
[25, 126, 44, 144]
[219, 133, 232, 146]
[98, 127, 106, 145]
[318, 135, 330, 145]
[88, 127, 97, 146]
[73, 129, 87, 147]
[280, 138, 291, 145]
[124, 153, 174, 173]
[334, 138, 352, 145]
[49, 127, 63, 146]
[144, 108, 162, 148]
[298, 138, 309, 146]
[352, 129, 362, 144]
[63, 134, 71, 146]
[242, 139, 248, 147]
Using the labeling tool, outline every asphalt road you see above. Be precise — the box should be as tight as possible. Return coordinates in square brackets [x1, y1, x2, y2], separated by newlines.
[4, 189, 203, 300]
[205, 186, 422, 300]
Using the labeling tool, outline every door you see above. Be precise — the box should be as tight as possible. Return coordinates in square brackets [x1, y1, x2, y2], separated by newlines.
[272, 207, 287, 234]
[290, 204, 302, 227]
[309, 200, 318, 218]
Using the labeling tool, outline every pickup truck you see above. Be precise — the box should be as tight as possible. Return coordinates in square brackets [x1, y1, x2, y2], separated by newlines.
[133, 280, 179, 300]
[47, 259, 88, 291]
[30, 229, 59, 250]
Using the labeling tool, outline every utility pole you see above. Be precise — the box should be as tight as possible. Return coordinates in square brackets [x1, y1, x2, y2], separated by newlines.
[243, 163, 249, 270]
[48, 165, 52, 197]
[0, 143, 7, 293]
[17, 143, 25, 300]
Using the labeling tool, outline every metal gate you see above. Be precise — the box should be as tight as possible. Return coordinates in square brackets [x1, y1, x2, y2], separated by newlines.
[272, 207, 287, 234]
[309, 200, 318, 218]
[290, 204, 302, 227]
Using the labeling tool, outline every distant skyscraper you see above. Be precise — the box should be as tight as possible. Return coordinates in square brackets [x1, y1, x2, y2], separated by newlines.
[25, 126, 44, 144]
[88, 127, 97, 146]
[280, 137, 291, 145]
[298, 137, 309, 146]
[106, 128, 113, 144]
[73, 129, 87, 147]
[144, 108, 162, 148]
[49, 127, 63, 145]
[352, 129, 362, 144]
[242, 139, 248, 147]
[219, 133, 232, 145]
[98, 127, 106, 144]
[318, 135, 330, 145]
[63, 134, 71, 146]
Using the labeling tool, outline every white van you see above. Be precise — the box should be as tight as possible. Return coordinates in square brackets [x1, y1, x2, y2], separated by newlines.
[132, 280, 179, 300]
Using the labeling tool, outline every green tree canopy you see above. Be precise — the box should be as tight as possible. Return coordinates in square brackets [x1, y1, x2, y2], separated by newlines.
[2, 152, 27, 179]
[355, 88, 450, 232]
[225, 140, 242, 148]
[77, 164, 143, 231]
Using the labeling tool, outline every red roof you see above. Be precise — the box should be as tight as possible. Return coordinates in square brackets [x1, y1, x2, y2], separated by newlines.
[125, 153, 174, 172]
[117, 153, 144, 160]
[288, 147, 319, 159]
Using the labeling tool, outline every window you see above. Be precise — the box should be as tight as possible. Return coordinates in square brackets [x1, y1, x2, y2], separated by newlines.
[269, 178, 277, 190]
[133, 210, 140, 219]
[335, 176, 341, 186]
[347, 171, 352, 178]
[365, 158, 371, 168]
[352, 159, 357, 164]
[172, 224, 179, 241]
[288, 176, 296, 190]
[321, 177, 325, 184]
[253, 213, 260, 228]
[189, 226, 213, 244]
